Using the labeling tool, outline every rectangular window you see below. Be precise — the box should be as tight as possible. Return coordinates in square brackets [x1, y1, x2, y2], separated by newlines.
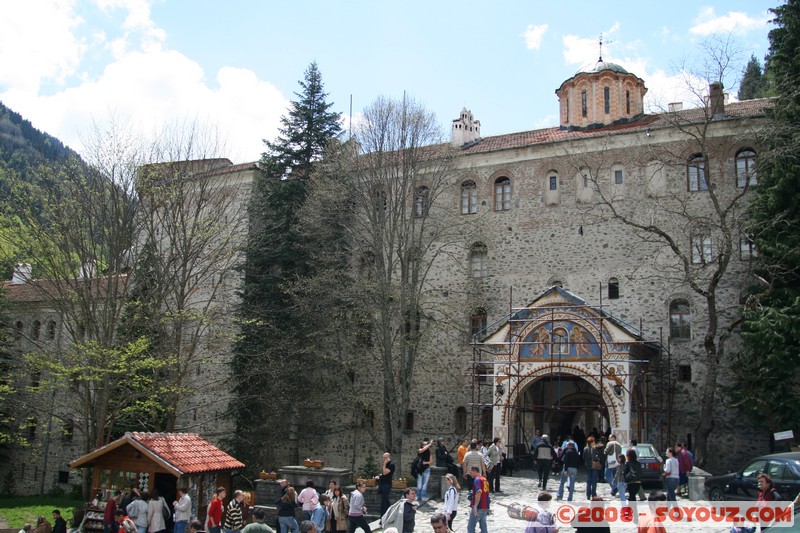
[740, 235, 758, 259]
[549, 176, 558, 190]
[604, 87, 610, 114]
[581, 91, 588, 118]
[691, 235, 713, 264]
[614, 170, 623, 184]
[678, 364, 692, 382]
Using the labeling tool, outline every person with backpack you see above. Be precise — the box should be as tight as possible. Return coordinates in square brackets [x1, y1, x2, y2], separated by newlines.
[114, 510, 137, 533]
[604, 434, 622, 496]
[442, 474, 461, 530]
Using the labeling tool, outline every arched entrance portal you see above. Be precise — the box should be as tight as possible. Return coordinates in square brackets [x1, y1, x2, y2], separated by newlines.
[514, 375, 610, 455]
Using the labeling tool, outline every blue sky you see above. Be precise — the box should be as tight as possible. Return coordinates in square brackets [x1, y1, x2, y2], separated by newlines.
[0, 1, 775, 163]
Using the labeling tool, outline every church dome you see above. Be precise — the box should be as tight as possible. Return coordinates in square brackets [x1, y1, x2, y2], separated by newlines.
[583, 60, 629, 75]
[555, 60, 647, 130]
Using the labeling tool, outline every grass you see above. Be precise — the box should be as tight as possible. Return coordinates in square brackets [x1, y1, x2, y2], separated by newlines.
[0, 496, 84, 530]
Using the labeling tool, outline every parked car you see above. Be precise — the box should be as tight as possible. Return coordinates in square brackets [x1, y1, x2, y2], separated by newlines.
[622, 443, 664, 487]
[704, 452, 800, 501]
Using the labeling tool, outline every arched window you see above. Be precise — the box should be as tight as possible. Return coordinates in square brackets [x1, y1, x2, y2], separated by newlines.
[461, 180, 477, 215]
[691, 233, 713, 264]
[670, 299, 691, 339]
[494, 177, 511, 211]
[470, 308, 487, 336]
[736, 149, 757, 188]
[549, 174, 558, 191]
[455, 407, 467, 434]
[470, 243, 488, 278]
[626, 90, 631, 114]
[14, 321, 23, 341]
[415, 186, 430, 217]
[687, 154, 708, 191]
[362, 409, 375, 429]
[608, 278, 620, 299]
[47, 320, 57, 340]
[31, 320, 41, 340]
[604, 87, 610, 114]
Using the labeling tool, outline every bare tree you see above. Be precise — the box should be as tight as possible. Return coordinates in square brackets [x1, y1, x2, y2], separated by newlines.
[300, 96, 468, 465]
[565, 40, 764, 464]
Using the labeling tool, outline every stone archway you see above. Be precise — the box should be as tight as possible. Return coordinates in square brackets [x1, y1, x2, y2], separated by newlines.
[510, 373, 611, 457]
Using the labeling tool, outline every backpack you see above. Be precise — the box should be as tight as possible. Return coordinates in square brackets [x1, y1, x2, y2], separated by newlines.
[410, 454, 422, 479]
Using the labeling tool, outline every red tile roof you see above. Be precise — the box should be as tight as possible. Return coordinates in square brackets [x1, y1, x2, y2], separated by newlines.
[458, 99, 773, 155]
[130, 432, 245, 474]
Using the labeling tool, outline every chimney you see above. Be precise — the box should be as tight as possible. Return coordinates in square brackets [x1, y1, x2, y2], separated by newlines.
[451, 107, 481, 147]
[709, 82, 725, 119]
[11, 263, 32, 285]
[668, 102, 683, 112]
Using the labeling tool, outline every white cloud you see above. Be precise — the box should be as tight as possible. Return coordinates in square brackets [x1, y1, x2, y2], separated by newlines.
[522, 24, 548, 50]
[0, 0, 87, 92]
[562, 23, 620, 68]
[690, 8, 770, 35]
[0, 0, 289, 163]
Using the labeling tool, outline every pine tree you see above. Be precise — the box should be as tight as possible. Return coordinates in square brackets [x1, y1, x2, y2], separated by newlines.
[737, 55, 769, 100]
[232, 63, 341, 469]
[730, 0, 800, 436]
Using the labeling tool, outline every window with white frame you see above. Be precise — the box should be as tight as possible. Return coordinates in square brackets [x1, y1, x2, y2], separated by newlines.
[736, 149, 758, 188]
[740, 234, 758, 259]
[687, 154, 708, 191]
[470, 242, 488, 278]
[670, 300, 691, 339]
[691, 234, 713, 264]
[494, 177, 511, 211]
[461, 180, 477, 214]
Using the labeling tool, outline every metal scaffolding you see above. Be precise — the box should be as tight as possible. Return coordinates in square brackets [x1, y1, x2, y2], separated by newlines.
[466, 285, 678, 461]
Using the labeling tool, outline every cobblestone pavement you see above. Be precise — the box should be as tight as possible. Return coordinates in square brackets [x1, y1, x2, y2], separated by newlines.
[404, 468, 732, 533]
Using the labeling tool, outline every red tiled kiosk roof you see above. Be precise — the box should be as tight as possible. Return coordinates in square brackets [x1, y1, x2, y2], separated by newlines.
[70, 432, 244, 477]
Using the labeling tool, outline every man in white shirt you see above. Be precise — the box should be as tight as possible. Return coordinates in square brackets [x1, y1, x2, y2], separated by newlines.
[173, 488, 192, 533]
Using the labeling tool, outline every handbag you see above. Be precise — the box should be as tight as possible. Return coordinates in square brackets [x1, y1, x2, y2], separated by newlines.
[592, 459, 603, 470]
[336, 516, 348, 530]
[160, 498, 170, 522]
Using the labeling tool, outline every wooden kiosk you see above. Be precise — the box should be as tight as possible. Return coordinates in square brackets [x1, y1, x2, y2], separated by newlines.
[70, 432, 245, 523]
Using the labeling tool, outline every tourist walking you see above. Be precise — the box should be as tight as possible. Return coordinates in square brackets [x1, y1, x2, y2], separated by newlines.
[663, 448, 680, 501]
[277, 487, 299, 533]
[347, 481, 370, 533]
[583, 436, 602, 498]
[127, 491, 149, 533]
[487, 437, 502, 493]
[467, 466, 490, 533]
[207, 488, 226, 533]
[604, 434, 622, 496]
[615, 454, 628, 504]
[173, 488, 191, 533]
[297, 481, 319, 522]
[146, 491, 166, 533]
[327, 486, 348, 533]
[625, 449, 646, 502]
[442, 474, 460, 530]
[556, 442, 580, 501]
[534, 435, 556, 490]
[675, 442, 693, 497]
[223, 491, 244, 533]
[462, 441, 486, 488]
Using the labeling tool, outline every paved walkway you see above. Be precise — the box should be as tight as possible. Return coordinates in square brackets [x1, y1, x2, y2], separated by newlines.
[399, 468, 731, 532]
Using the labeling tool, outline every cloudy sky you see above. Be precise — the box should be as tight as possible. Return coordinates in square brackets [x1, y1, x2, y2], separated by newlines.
[0, 0, 774, 163]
